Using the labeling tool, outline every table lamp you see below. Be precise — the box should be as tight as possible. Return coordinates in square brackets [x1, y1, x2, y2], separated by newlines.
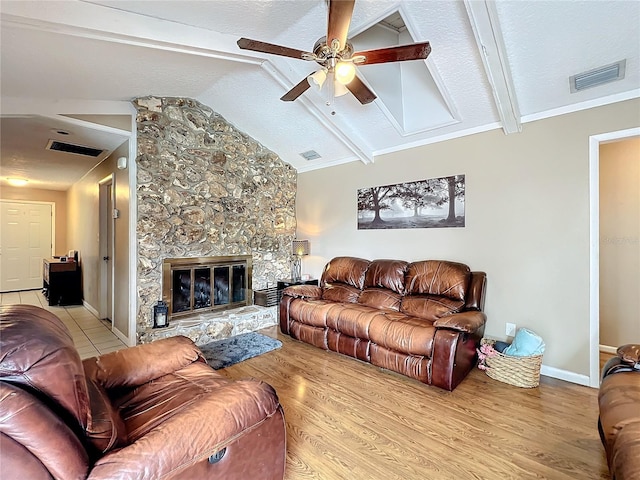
[291, 240, 310, 281]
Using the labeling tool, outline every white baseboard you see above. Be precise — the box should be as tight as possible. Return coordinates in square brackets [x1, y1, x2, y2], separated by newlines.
[83, 300, 99, 318]
[540, 364, 591, 387]
[599, 344, 617, 354]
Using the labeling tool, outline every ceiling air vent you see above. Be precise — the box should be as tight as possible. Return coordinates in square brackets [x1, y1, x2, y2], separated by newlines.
[46, 139, 104, 157]
[300, 150, 321, 161]
[570, 60, 626, 93]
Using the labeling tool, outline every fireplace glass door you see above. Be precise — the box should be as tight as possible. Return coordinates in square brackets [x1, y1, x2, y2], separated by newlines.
[164, 256, 252, 319]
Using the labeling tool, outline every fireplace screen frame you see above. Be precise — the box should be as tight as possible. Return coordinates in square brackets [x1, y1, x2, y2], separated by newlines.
[162, 255, 253, 319]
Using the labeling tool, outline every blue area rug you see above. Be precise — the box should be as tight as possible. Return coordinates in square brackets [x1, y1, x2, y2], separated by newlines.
[199, 332, 282, 370]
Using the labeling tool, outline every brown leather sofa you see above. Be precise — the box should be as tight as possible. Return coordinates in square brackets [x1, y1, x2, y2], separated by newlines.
[0, 304, 286, 480]
[598, 344, 640, 480]
[280, 257, 487, 391]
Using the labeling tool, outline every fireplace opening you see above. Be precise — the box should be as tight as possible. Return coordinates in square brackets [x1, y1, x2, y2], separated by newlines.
[162, 256, 252, 320]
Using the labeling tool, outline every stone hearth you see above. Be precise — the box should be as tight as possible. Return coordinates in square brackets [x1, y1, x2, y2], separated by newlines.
[139, 305, 277, 346]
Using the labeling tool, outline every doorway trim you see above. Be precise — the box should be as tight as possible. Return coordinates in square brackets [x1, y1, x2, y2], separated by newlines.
[98, 174, 115, 323]
[588, 126, 640, 387]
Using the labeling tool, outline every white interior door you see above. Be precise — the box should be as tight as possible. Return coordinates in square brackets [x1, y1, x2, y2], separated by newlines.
[99, 177, 114, 321]
[0, 201, 53, 292]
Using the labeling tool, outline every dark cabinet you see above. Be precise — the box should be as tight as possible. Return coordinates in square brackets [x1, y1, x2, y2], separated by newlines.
[277, 278, 318, 304]
[43, 258, 82, 306]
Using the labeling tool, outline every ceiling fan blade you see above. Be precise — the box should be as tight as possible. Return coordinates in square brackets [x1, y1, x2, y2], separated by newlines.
[346, 75, 376, 105]
[237, 38, 313, 60]
[280, 77, 312, 102]
[353, 42, 431, 65]
[327, 0, 355, 51]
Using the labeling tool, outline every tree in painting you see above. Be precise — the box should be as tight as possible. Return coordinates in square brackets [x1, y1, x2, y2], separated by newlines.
[357, 175, 465, 230]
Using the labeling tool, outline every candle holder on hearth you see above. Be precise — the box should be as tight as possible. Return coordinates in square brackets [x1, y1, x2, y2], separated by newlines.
[153, 300, 169, 328]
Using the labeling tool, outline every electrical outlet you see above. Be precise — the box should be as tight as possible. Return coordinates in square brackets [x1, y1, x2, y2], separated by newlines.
[505, 322, 516, 337]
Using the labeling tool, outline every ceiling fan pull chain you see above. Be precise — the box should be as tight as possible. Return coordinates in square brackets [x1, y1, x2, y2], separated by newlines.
[326, 71, 335, 107]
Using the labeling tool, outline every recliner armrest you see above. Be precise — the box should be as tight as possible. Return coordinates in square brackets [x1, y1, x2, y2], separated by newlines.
[83, 336, 204, 390]
[617, 344, 640, 366]
[86, 380, 283, 480]
[433, 311, 486, 333]
[282, 285, 322, 300]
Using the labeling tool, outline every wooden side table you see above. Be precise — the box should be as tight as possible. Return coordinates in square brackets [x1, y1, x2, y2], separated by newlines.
[277, 278, 318, 304]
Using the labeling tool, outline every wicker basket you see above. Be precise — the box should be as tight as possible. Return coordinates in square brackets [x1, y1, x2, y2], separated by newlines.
[480, 338, 543, 388]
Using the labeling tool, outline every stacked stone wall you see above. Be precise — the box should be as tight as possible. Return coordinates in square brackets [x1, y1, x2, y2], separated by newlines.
[134, 96, 296, 337]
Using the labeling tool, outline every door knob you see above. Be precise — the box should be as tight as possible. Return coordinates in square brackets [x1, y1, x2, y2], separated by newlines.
[103, 256, 110, 261]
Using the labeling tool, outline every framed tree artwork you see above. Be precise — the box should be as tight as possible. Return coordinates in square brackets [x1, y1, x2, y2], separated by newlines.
[357, 174, 465, 230]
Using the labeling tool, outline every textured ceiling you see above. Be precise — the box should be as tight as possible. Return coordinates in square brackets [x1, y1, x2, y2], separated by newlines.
[1, 0, 639, 191]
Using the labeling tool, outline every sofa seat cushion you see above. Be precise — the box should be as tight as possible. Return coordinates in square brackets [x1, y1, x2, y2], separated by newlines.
[287, 299, 336, 328]
[289, 300, 437, 357]
[115, 362, 279, 444]
[368, 315, 436, 357]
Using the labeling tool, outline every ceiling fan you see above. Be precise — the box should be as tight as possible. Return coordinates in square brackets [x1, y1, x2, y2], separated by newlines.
[237, 0, 431, 105]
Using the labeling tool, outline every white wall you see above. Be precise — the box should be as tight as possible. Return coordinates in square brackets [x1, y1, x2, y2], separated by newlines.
[599, 137, 640, 347]
[296, 98, 640, 377]
[67, 143, 130, 339]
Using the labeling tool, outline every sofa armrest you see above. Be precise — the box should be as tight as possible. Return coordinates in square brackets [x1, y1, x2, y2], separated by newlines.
[282, 284, 322, 300]
[83, 336, 204, 390]
[86, 380, 282, 480]
[433, 311, 486, 333]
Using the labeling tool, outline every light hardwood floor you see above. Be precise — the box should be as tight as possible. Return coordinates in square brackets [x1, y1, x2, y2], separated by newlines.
[224, 326, 610, 480]
[1, 295, 610, 479]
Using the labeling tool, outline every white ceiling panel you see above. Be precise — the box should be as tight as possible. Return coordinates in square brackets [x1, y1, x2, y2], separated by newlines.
[1, 0, 638, 189]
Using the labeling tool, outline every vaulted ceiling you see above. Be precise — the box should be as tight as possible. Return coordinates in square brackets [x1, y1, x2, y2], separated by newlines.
[1, 0, 639, 190]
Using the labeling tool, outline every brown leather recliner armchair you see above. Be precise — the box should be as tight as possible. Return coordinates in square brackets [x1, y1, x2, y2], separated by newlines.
[598, 344, 640, 480]
[0, 305, 286, 480]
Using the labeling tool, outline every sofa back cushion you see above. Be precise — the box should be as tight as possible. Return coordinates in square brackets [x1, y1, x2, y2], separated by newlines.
[400, 295, 465, 321]
[405, 260, 470, 301]
[323, 283, 363, 303]
[356, 260, 408, 311]
[321, 257, 370, 290]
[321, 257, 369, 303]
[401, 261, 470, 321]
[364, 259, 408, 294]
[358, 288, 402, 311]
[0, 305, 90, 430]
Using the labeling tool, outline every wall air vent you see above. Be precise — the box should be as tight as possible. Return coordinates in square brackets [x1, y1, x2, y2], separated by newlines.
[46, 139, 104, 157]
[300, 150, 321, 161]
[570, 60, 626, 93]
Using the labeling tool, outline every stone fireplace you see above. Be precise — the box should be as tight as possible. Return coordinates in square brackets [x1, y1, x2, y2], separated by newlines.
[162, 255, 252, 321]
[134, 96, 297, 343]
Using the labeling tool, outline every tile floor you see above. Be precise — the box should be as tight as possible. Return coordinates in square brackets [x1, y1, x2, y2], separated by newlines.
[0, 289, 127, 359]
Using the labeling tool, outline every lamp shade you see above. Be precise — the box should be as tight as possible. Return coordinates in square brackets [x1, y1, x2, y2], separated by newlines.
[307, 69, 327, 90]
[292, 240, 310, 256]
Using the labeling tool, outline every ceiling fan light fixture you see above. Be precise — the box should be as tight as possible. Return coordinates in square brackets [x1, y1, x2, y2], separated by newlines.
[307, 69, 328, 90]
[334, 81, 350, 97]
[335, 61, 356, 85]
